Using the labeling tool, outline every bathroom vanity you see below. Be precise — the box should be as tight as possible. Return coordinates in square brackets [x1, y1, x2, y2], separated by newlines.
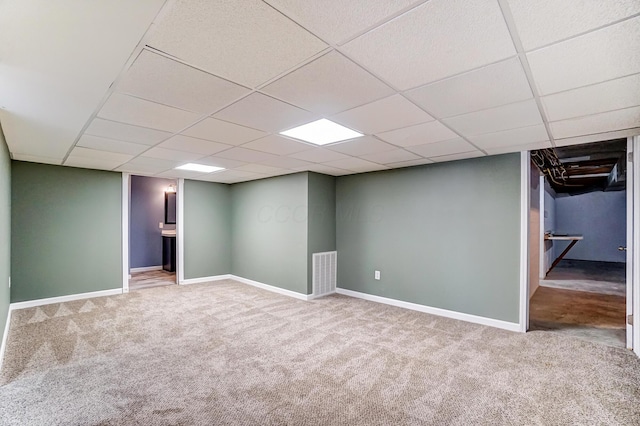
[162, 230, 176, 272]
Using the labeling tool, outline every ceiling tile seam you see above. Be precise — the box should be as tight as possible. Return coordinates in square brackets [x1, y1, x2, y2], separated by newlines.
[554, 126, 640, 143]
[330, 45, 489, 154]
[325, 134, 427, 161]
[496, 0, 556, 148]
[426, 96, 537, 121]
[537, 70, 640, 98]
[523, 11, 640, 54]
[548, 104, 640, 124]
[79, 133, 152, 149]
[60, 1, 173, 165]
[333, 0, 431, 46]
[141, 45, 253, 91]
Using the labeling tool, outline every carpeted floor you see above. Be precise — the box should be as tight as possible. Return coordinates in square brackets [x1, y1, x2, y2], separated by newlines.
[1, 280, 639, 425]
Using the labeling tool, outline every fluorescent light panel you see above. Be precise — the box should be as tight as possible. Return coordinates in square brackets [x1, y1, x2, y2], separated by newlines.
[280, 118, 363, 145]
[175, 163, 224, 173]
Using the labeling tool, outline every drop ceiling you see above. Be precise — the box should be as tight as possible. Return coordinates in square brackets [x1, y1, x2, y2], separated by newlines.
[0, 0, 639, 183]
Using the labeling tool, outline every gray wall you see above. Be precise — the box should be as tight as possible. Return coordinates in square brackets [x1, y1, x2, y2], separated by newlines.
[307, 172, 336, 294]
[130, 175, 175, 269]
[555, 191, 626, 263]
[11, 162, 122, 302]
[336, 154, 522, 323]
[231, 173, 308, 294]
[0, 126, 10, 338]
[183, 180, 232, 279]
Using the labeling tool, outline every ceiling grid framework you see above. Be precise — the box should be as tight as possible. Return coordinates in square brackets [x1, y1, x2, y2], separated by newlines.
[0, 0, 638, 183]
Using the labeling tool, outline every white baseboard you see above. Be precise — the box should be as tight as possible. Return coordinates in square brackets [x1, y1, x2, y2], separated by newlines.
[130, 266, 162, 273]
[180, 274, 232, 285]
[10, 288, 123, 311]
[336, 288, 521, 332]
[230, 275, 311, 301]
[0, 308, 12, 373]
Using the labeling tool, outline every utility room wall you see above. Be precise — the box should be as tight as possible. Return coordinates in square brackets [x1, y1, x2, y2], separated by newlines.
[130, 175, 176, 269]
[555, 190, 626, 263]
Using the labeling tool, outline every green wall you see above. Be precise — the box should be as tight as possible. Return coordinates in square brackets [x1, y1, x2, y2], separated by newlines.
[0, 127, 10, 336]
[336, 154, 521, 323]
[231, 173, 308, 294]
[307, 172, 336, 293]
[183, 180, 231, 279]
[11, 162, 122, 302]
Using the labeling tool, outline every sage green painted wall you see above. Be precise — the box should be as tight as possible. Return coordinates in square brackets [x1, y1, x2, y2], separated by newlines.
[231, 173, 308, 294]
[183, 180, 231, 279]
[0, 127, 10, 337]
[307, 172, 336, 294]
[11, 162, 122, 302]
[336, 154, 521, 323]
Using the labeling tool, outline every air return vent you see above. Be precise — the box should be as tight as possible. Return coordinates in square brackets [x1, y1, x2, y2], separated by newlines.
[312, 251, 337, 297]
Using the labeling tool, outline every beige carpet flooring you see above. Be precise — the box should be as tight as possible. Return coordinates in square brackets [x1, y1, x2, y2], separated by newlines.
[1, 280, 639, 425]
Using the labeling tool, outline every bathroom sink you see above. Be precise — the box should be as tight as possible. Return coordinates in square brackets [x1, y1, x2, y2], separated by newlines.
[161, 230, 176, 237]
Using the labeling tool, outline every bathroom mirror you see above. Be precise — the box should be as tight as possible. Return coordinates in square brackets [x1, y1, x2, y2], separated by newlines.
[165, 192, 176, 224]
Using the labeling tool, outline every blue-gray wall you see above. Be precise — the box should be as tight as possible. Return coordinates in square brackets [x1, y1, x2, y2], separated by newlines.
[307, 172, 336, 294]
[555, 191, 626, 263]
[130, 175, 175, 269]
[0, 126, 10, 339]
[183, 180, 231, 279]
[11, 162, 122, 302]
[231, 173, 308, 294]
[336, 154, 522, 323]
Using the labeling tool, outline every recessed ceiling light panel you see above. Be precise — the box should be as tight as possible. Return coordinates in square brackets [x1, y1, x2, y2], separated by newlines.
[175, 163, 224, 173]
[280, 118, 363, 145]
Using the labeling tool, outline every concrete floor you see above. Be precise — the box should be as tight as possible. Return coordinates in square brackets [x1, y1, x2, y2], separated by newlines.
[530, 259, 627, 348]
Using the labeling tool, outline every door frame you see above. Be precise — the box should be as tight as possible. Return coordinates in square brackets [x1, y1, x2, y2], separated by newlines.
[630, 136, 640, 355]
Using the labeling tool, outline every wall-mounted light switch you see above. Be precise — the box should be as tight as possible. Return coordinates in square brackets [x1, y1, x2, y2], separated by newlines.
[159, 222, 164, 229]
[374, 270, 381, 280]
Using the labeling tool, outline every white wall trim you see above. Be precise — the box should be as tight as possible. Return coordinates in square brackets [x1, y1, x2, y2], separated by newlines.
[519, 152, 531, 333]
[336, 288, 521, 332]
[180, 274, 232, 285]
[632, 135, 640, 356]
[0, 308, 12, 373]
[177, 178, 185, 285]
[230, 275, 312, 301]
[10, 288, 123, 311]
[130, 266, 162, 273]
[122, 173, 130, 294]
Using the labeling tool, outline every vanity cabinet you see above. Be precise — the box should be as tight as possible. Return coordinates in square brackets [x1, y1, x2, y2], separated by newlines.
[162, 235, 176, 272]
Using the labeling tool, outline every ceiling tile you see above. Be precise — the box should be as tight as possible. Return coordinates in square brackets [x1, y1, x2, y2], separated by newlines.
[196, 156, 247, 169]
[261, 51, 394, 114]
[550, 105, 640, 139]
[200, 169, 264, 183]
[507, 0, 640, 51]
[214, 147, 278, 163]
[259, 155, 313, 169]
[117, 49, 250, 114]
[235, 164, 289, 174]
[484, 140, 552, 156]
[360, 149, 421, 164]
[146, 0, 327, 88]
[182, 118, 267, 145]
[142, 147, 204, 162]
[157, 135, 231, 156]
[292, 164, 352, 175]
[443, 99, 542, 137]
[386, 158, 433, 168]
[405, 58, 533, 118]
[85, 118, 172, 146]
[240, 135, 311, 156]
[98, 93, 201, 133]
[77, 134, 149, 156]
[406, 138, 477, 157]
[64, 156, 125, 171]
[377, 121, 459, 147]
[528, 17, 640, 95]
[468, 124, 549, 150]
[326, 136, 396, 156]
[288, 148, 351, 163]
[542, 73, 640, 122]
[554, 127, 640, 147]
[214, 93, 316, 133]
[264, 0, 422, 45]
[155, 169, 207, 179]
[118, 156, 182, 174]
[341, 0, 516, 90]
[323, 157, 389, 172]
[10, 154, 61, 165]
[429, 151, 485, 162]
[68, 146, 133, 163]
[331, 94, 433, 134]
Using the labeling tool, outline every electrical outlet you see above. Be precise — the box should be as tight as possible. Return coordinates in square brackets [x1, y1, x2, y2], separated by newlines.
[159, 222, 164, 229]
[374, 270, 380, 280]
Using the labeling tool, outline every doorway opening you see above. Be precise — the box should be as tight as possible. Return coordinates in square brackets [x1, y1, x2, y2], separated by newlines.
[128, 175, 178, 291]
[528, 139, 628, 347]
